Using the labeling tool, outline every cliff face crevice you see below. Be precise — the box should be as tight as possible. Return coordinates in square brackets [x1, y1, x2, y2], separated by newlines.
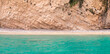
[0, 0, 110, 30]
[105, 0, 110, 28]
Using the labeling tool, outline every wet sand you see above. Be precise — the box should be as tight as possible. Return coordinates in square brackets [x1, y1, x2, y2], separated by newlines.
[0, 28, 110, 35]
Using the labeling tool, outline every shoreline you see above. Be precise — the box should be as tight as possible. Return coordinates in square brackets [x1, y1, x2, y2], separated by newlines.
[0, 32, 110, 35]
[0, 28, 110, 35]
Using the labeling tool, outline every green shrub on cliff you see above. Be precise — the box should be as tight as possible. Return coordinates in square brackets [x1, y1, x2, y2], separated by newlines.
[69, 0, 79, 7]
[69, 0, 84, 8]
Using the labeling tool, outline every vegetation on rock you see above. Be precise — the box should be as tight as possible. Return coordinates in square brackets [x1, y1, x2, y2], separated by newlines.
[69, 0, 84, 8]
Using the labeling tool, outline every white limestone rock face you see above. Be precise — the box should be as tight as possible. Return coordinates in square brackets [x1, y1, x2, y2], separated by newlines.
[0, 0, 108, 30]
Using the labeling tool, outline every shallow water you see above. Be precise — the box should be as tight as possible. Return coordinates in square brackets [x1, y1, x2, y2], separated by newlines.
[0, 35, 110, 54]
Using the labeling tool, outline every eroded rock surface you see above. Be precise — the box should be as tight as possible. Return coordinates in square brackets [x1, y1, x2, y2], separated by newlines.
[105, 0, 110, 28]
[0, 0, 109, 30]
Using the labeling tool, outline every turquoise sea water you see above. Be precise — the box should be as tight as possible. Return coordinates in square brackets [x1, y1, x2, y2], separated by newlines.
[0, 35, 110, 54]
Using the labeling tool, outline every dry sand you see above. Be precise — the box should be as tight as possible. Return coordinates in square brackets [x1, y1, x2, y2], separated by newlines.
[0, 28, 110, 35]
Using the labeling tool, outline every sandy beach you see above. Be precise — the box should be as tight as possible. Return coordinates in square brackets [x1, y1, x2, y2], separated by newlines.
[0, 28, 110, 35]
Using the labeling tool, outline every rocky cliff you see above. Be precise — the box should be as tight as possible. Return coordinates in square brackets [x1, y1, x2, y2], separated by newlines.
[0, 0, 110, 30]
[105, 0, 110, 28]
